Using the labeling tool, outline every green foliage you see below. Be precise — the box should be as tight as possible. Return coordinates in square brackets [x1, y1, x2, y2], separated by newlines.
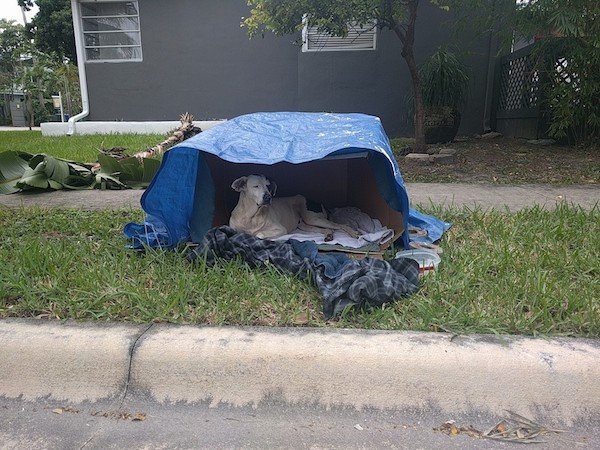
[0, 19, 28, 91]
[1, 16, 80, 125]
[516, 1, 600, 143]
[19, 0, 76, 62]
[420, 47, 469, 111]
[0, 150, 30, 194]
[244, 0, 394, 38]
[533, 38, 600, 143]
[0, 150, 161, 192]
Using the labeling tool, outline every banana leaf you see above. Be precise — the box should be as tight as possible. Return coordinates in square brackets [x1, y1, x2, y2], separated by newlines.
[61, 160, 94, 189]
[119, 156, 160, 189]
[16, 154, 73, 191]
[92, 173, 128, 190]
[0, 151, 30, 194]
[92, 153, 128, 190]
[96, 154, 160, 189]
[1, 150, 160, 193]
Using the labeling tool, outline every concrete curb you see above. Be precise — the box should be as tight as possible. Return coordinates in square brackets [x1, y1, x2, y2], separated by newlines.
[0, 320, 147, 403]
[2, 320, 599, 426]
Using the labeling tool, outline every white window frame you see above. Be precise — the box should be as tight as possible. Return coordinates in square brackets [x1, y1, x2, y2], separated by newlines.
[302, 18, 377, 52]
[80, 0, 143, 63]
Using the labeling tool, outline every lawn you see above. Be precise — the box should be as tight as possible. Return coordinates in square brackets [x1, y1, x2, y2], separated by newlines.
[0, 131, 163, 163]
[0, 206, 598, 337]
[1, 131, 598, 336]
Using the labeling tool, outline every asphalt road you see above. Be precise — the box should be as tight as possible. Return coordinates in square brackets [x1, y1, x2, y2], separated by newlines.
[1, 397, 594, 449]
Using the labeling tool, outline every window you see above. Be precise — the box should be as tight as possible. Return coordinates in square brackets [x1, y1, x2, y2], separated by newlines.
[302, 22, 377, 52]
[80, 1, 142, 62]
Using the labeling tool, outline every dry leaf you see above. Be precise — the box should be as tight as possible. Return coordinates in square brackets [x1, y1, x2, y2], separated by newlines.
[354, 424, 364, 431]
[132, 412, 146, 421]
[450, 425, 459, 436]
[52, 408, 63, 414]
[293, 312, 309, 325]
[496, 422, 507, 433]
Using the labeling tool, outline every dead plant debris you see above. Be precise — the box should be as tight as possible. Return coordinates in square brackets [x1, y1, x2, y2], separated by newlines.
[51, 406, 80, 415]
[434, 420, 481, 438]
[482, 411, 565, 444]
[91, 410, 146, 421]
[434, 411, 566, 444]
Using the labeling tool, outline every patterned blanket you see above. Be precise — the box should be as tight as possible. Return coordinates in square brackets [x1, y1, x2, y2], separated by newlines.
[187, 226, 420, 318]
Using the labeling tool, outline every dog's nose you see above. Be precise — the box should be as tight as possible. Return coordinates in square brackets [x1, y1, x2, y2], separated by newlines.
[263, 193, 272, 203]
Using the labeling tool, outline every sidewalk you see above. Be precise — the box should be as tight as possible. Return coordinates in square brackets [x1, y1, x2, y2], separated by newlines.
[0, 126, 41, 132]
[0, 183, 598, 210]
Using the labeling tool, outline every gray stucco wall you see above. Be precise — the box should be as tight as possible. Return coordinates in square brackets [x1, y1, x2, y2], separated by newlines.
[85, 0, 498, 137]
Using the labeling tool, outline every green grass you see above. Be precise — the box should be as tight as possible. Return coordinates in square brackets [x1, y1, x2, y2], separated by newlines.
[1, 206, 598, 337]
[0, 131, 164, 162]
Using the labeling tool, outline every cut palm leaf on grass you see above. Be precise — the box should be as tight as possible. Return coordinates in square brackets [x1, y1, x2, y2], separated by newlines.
[0, 150, 162, 192]
[93, 154, 127, 190]
[121, 157, 161, 189]
[93, 153, 160, 189]
[0, 151, 30, 194]
[16, 154, 75, 191]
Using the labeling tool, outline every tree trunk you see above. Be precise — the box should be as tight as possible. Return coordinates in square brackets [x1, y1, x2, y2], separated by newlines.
[63, 74, 73, 116]
[391, 0, 426, 151]
[25, 92, 34, 129]
[403, 46, 425, 150]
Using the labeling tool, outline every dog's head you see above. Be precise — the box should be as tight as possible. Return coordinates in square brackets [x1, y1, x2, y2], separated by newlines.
[231, 174, 277, 207]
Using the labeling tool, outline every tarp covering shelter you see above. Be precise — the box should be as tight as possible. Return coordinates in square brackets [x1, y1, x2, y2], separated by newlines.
[125, 112, 417, 250]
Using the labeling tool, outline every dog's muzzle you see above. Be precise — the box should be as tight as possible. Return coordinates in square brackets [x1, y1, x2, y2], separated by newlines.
[261, 193, 272, 205]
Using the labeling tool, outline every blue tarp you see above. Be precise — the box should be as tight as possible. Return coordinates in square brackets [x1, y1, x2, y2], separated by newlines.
[124, 112, 445, 250]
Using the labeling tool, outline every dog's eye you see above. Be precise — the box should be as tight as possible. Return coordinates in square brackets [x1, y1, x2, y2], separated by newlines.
[253, 186, 260, 188]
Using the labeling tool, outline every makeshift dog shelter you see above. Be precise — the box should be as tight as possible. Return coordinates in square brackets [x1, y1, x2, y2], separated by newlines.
[125, 112, 416, 252]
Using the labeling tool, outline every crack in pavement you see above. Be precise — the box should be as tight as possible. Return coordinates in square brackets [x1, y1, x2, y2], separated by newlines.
[79, 322, 155, 450]
[119, 322, 155, 408]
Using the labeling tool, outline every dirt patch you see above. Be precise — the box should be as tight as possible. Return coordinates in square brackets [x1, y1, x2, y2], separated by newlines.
[393, 137, 599, 184]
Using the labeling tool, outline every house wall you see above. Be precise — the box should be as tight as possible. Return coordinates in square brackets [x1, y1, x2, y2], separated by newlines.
[85, 0, 500, 137]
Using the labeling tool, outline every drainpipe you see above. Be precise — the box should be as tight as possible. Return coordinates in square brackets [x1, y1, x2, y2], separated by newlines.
[67, 0, 89, 135]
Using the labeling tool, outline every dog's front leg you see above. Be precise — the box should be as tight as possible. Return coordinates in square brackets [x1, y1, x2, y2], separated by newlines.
[301, 210, 360, 239]
[297, 221, 334, 241]
[256, 224, 288, 240]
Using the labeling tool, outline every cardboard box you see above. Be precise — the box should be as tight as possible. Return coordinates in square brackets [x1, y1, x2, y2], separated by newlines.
[204, 152, 404, 257]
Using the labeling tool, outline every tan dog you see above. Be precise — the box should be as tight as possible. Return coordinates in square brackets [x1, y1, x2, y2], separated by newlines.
[229, 174, 359, 240]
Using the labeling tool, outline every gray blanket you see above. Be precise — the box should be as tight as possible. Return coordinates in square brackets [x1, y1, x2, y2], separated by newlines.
[187, 226, 420, 318]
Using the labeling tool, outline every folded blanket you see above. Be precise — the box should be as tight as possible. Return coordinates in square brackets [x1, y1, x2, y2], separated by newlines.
[271, 207, 394, 249]
[188, 226, 420, 318]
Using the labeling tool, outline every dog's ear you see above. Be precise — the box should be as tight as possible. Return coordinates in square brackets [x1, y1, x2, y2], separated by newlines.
[231, 176, 248, 192]
[267, 179, 277, 197]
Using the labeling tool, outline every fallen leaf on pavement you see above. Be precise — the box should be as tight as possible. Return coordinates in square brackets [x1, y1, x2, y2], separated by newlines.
[434, 421, 481, 438]
[91, 410, 147, 422]
[482, 411, 566, 444]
